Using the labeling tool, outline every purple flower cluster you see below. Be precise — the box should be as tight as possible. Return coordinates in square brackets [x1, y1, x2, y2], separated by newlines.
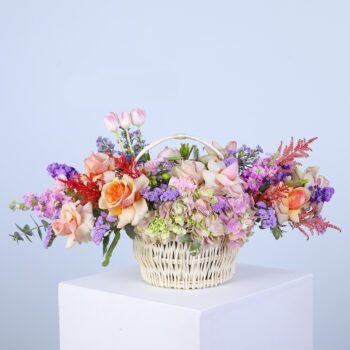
[309, 185, 335, 204]
[92, 212, 117, 245]
[121, 129, 147, 158]
[256, 201, 277, 229]
[141, 185, 180, 203]
[274, 164, 293, 183]
[229, 144, 263, 171]
[47, 163, 78, 180]
[242, 158, 278, 191]
[224, 156, 236, 167]
[96, 136, 115, 154]
[23, 190, 70, 219]
[212, 198, 229, 213]
[43, 225, 54, 249]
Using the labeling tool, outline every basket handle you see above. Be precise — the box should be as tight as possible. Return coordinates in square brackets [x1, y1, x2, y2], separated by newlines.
[135, 133, 224, 162]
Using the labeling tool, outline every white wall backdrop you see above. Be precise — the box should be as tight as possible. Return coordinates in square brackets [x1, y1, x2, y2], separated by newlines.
[0, 0, 349, 349]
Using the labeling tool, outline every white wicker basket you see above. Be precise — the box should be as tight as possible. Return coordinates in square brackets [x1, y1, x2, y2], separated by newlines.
[133, 237, 238, 289]
[133, 134, 241, 289]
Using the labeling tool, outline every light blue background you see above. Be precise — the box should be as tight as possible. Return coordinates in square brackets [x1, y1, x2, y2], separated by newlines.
[1, 0, 349, 349]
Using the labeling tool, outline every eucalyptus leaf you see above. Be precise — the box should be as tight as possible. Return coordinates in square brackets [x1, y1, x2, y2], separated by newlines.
[179, 235, 193, 244]
[31, 216, 42, 240]
[272, 226, 283, 240]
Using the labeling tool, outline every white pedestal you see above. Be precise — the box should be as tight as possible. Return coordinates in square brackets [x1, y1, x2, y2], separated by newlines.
[59, 264, 313, 350]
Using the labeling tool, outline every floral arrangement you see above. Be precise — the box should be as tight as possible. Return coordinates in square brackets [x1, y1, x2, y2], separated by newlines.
[9, 109, 340, 266]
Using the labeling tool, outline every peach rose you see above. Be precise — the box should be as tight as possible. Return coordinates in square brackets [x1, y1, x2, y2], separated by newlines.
[52, 203, 94, 248]
[275, 187, 310, 224]
[99, 174, 149, 228]
[172, 160, 206, 184]
[84, 152, 115, 174]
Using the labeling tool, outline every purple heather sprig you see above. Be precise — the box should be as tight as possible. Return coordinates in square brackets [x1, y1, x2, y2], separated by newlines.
[141, 184, 180, 203]
[256, 201, 277, 229]
[96, 136, 115, 154]
[309, 185, 335, 204]
[47, 163, 78, 180]
[43, 225, 55, 249]
[92, 212, 117, 245]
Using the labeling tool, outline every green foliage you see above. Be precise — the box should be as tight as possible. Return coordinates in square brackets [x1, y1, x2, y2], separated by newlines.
[102, 230, 121, 267]
[124, 224, 136, 239]
[272, 226, 284, 240]
[180, 143, 191, 160]
[189, 240, 201, 255]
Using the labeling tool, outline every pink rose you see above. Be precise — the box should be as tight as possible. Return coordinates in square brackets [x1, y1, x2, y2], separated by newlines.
[84, 152, 115, 174]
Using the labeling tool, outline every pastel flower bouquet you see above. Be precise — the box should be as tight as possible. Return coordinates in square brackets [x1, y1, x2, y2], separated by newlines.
[10, 109, 340, 289]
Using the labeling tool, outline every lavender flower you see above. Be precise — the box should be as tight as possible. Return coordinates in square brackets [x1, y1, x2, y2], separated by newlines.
[96, 136, 115, 154]
[309, 185, 335, 204]
[212, 198, 228, 213]
[43, 225, 55, 249]
[141, 185, 179, 203]
[47, 163, 78, 180]
[256, 201, 277, 229]
[92, 212, 117, 245]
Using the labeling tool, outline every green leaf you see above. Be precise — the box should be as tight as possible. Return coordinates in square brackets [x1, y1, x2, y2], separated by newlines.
[192, 145, 199, 161]
[9, 200, 17, 211]
[189, 240, 201, 255]
[102, 230, 121, 267]
[179, 235, 193, 244]
[41, 220, 50, 230]
[180, 143, 191, 160]
[15, 224, 32, 236]
[124, 224, 136, 240]
[102, 234, 110, 256]
[271, 226, 284, 240]
[9, 232, 24, 242]
[31, 216, 42, 240]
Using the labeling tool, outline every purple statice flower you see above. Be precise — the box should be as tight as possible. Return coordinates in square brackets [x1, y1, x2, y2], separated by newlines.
[159, 184, 180, 201]
[141, 185, 179, 203]
[92, 212, 117, 245]
[96, 136, 115, 154]
[212, 197, 228, 213]
[23, 193, 38, 208]
[224, 156, 236, 167]
[274, 164, 293, 183]
[309, 185, 335, 204]
[47, 163, 78, 180]
[43, 225, 54, 249]
[256, 201, 277, 229]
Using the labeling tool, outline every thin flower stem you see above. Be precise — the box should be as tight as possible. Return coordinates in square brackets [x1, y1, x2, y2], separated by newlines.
[114, 131, 126, 153]
[102, 230, 120, 267]
[125, 128, 134, 154]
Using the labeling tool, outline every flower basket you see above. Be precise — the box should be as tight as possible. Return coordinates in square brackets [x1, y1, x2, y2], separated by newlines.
[133, 237, 238, 289]
[132, 134, 240, 289]
[9, 109, 341, 290]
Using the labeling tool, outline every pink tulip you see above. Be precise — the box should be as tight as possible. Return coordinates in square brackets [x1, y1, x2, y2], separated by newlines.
[104, 112, 120, 132]
[118, 112, 131, 129]
[130, 108, 146, 127]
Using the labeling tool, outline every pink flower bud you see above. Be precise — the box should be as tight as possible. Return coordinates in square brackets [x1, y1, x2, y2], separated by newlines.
[104, 112, 120, 132]
[118, 112, 131, 129]
[130, 108, 146, 127]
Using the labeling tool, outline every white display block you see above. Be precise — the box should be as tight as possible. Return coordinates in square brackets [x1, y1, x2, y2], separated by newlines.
[59, 264, 313, 350]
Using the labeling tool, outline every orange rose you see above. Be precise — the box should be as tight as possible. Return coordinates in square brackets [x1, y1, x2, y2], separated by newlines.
[99, 174, 149, 228]
[275, 187, 310, 224]
[84, 152, 115, 174]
